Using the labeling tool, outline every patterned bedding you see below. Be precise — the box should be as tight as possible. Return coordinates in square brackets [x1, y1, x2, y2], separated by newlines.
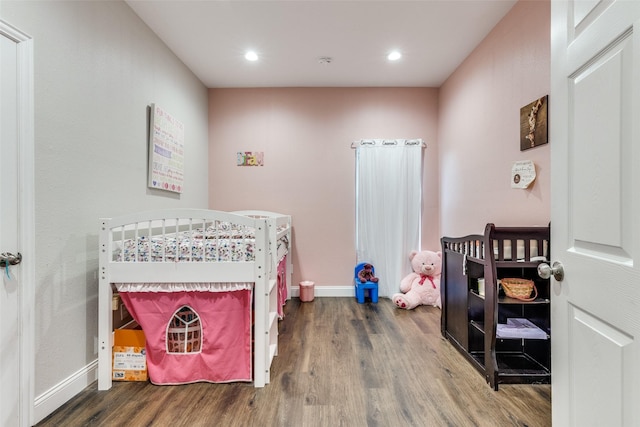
[114, 222, 288, 263]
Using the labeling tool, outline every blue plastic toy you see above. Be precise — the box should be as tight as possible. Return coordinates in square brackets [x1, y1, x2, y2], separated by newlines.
[354, 262, 379, 304]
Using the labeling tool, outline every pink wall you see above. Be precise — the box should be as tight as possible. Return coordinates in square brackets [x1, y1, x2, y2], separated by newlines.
[438, 0, 551, 237]
[208, 0, 550, 288]
[208, 88, 439, 287]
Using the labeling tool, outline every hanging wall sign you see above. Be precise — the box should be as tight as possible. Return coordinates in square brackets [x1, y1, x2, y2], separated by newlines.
[511, 160, 536, 189]
[148, 104, 185, 193]
[237, 152, 264, 166]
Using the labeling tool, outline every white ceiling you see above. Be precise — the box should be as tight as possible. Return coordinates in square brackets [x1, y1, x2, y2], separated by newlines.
[126, 0, 517, 88]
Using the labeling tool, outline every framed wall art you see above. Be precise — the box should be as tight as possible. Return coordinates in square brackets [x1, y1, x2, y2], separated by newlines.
[148, 104, 185, 193]
[237, 151, 264, 166]
[520, 95, 548, 151]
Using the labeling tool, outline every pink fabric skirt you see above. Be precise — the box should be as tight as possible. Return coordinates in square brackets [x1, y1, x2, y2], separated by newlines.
[118, 289, 252, 385]
[277, 255, 288, 318]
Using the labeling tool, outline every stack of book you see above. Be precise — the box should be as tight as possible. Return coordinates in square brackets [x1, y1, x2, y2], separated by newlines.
[496, 318, 548, 339]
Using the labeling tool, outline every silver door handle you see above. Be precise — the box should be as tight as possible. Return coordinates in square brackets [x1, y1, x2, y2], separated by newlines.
[537, 261, 564, 281]
[0, 252, 22, 268]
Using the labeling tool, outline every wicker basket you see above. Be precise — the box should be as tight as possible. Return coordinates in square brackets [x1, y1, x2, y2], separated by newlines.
[500, 278, 537, 301]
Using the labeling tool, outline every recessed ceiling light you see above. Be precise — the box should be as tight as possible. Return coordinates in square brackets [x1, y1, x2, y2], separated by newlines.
[387, 51, 402, 61]
[245, 51, 258, 61]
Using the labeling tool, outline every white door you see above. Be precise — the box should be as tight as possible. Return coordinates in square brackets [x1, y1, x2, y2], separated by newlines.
[0, 20, 34, 427]
[550, 1, 640, 426]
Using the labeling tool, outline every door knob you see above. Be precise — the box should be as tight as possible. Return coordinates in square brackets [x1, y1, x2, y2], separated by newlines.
[0, 252, 22, 268]
[537, 261, 564, 281]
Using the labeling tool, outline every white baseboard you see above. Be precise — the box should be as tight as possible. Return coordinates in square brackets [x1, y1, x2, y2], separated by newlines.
[291, 285, 359, 298]
[33, 359, 98, 424]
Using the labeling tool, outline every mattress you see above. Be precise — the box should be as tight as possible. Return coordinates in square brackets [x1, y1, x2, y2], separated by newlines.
[114, 222, 289, 263]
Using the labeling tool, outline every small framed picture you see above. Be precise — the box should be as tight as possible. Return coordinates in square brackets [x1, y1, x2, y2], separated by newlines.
[520, 95, 548, 151]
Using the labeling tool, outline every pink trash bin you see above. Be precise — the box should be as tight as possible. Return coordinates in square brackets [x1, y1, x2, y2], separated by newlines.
[299, 281, 315, 302]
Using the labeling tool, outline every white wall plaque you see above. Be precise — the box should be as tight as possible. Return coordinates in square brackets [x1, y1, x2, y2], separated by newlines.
[511, 160, 536, 189]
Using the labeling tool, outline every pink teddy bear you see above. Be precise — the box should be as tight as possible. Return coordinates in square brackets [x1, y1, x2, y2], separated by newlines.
[392, 250, 442, 310]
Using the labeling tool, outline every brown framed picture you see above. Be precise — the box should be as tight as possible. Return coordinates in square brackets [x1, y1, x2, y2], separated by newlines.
[520, 95, 548, 151]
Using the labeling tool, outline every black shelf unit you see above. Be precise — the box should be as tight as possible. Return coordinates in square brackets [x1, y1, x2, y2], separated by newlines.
[441, 223, 551, 390]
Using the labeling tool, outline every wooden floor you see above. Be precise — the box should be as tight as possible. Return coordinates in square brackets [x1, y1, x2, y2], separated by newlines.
[36, 298, 551, 427]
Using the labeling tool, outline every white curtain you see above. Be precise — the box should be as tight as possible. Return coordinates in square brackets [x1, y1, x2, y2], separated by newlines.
[355, 139, 423, 297]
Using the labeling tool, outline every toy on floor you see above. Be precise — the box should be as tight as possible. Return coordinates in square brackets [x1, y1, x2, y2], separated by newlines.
[357, 263, 379, 283]
[392, 250, 442, 310]
[354, 262, 379, 304]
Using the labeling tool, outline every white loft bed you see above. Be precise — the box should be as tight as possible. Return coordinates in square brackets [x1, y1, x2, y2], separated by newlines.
[98, 208, 292, 390]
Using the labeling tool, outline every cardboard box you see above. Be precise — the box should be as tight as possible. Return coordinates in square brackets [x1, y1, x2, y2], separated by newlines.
[112, 329, 148, 381]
